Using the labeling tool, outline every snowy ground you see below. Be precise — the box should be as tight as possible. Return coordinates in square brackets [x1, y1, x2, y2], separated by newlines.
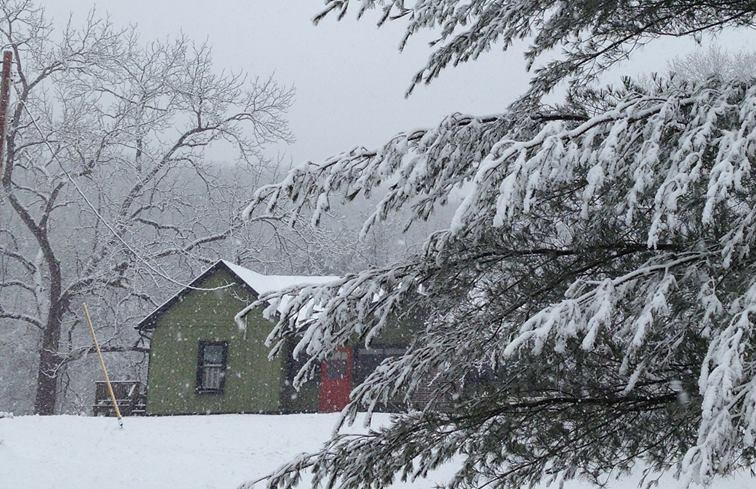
[1, 413, 755, 489]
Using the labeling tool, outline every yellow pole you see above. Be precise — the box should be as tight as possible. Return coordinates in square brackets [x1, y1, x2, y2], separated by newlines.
[83, 303, 123, 428]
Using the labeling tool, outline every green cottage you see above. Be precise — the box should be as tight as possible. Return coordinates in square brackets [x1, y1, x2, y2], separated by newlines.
[135, 260, 417, 416]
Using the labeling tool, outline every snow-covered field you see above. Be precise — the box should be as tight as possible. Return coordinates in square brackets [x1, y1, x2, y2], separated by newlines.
[1, 413, 449, 489]
[1, 413, 755, 489]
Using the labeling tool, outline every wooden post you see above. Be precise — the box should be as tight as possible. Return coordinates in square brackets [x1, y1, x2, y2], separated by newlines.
[0, 50, 12, 177]
[83, 303, 123, 428]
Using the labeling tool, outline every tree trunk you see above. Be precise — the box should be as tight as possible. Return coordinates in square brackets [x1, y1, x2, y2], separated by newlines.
[33, 313, 62, 415]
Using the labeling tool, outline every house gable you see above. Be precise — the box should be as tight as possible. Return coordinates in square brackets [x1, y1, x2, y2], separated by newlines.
[145, 267, 287, 415]
[136, 261, 259, 332]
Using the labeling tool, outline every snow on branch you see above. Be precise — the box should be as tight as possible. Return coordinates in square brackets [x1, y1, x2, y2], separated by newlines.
[245, 112, 510, 232]
[312, 0, 756, 98]
[250, 80, 756, 269]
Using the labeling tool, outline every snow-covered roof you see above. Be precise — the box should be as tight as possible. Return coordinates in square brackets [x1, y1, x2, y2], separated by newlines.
[220, 260, 338, 296]
[135, 260, 339, 330]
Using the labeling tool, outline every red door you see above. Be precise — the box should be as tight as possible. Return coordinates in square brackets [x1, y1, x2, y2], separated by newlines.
[319, 347, 352, 412]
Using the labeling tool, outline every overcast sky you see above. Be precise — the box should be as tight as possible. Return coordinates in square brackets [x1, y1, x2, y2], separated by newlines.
[47, 1, 756, 165]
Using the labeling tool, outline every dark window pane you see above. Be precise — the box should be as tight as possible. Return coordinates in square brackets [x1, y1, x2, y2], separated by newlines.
[354, 349, 402, 385]
[203, 344, 225, 365]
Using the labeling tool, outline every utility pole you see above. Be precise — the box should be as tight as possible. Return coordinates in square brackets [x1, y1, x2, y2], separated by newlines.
[0, 50, 12, 177]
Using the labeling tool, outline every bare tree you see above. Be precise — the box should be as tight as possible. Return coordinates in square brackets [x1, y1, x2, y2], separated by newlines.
[0, 1, 292, 414]
[668, 44, 756, 82]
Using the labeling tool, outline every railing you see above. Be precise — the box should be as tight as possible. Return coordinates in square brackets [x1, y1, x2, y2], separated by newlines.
[93, 381, 146, 416]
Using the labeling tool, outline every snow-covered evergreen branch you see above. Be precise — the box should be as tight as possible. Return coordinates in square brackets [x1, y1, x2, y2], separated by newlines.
[248, 77, 756, 488]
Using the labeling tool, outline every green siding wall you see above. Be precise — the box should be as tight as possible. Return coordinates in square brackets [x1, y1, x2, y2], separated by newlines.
[146, 269, 284, 415]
